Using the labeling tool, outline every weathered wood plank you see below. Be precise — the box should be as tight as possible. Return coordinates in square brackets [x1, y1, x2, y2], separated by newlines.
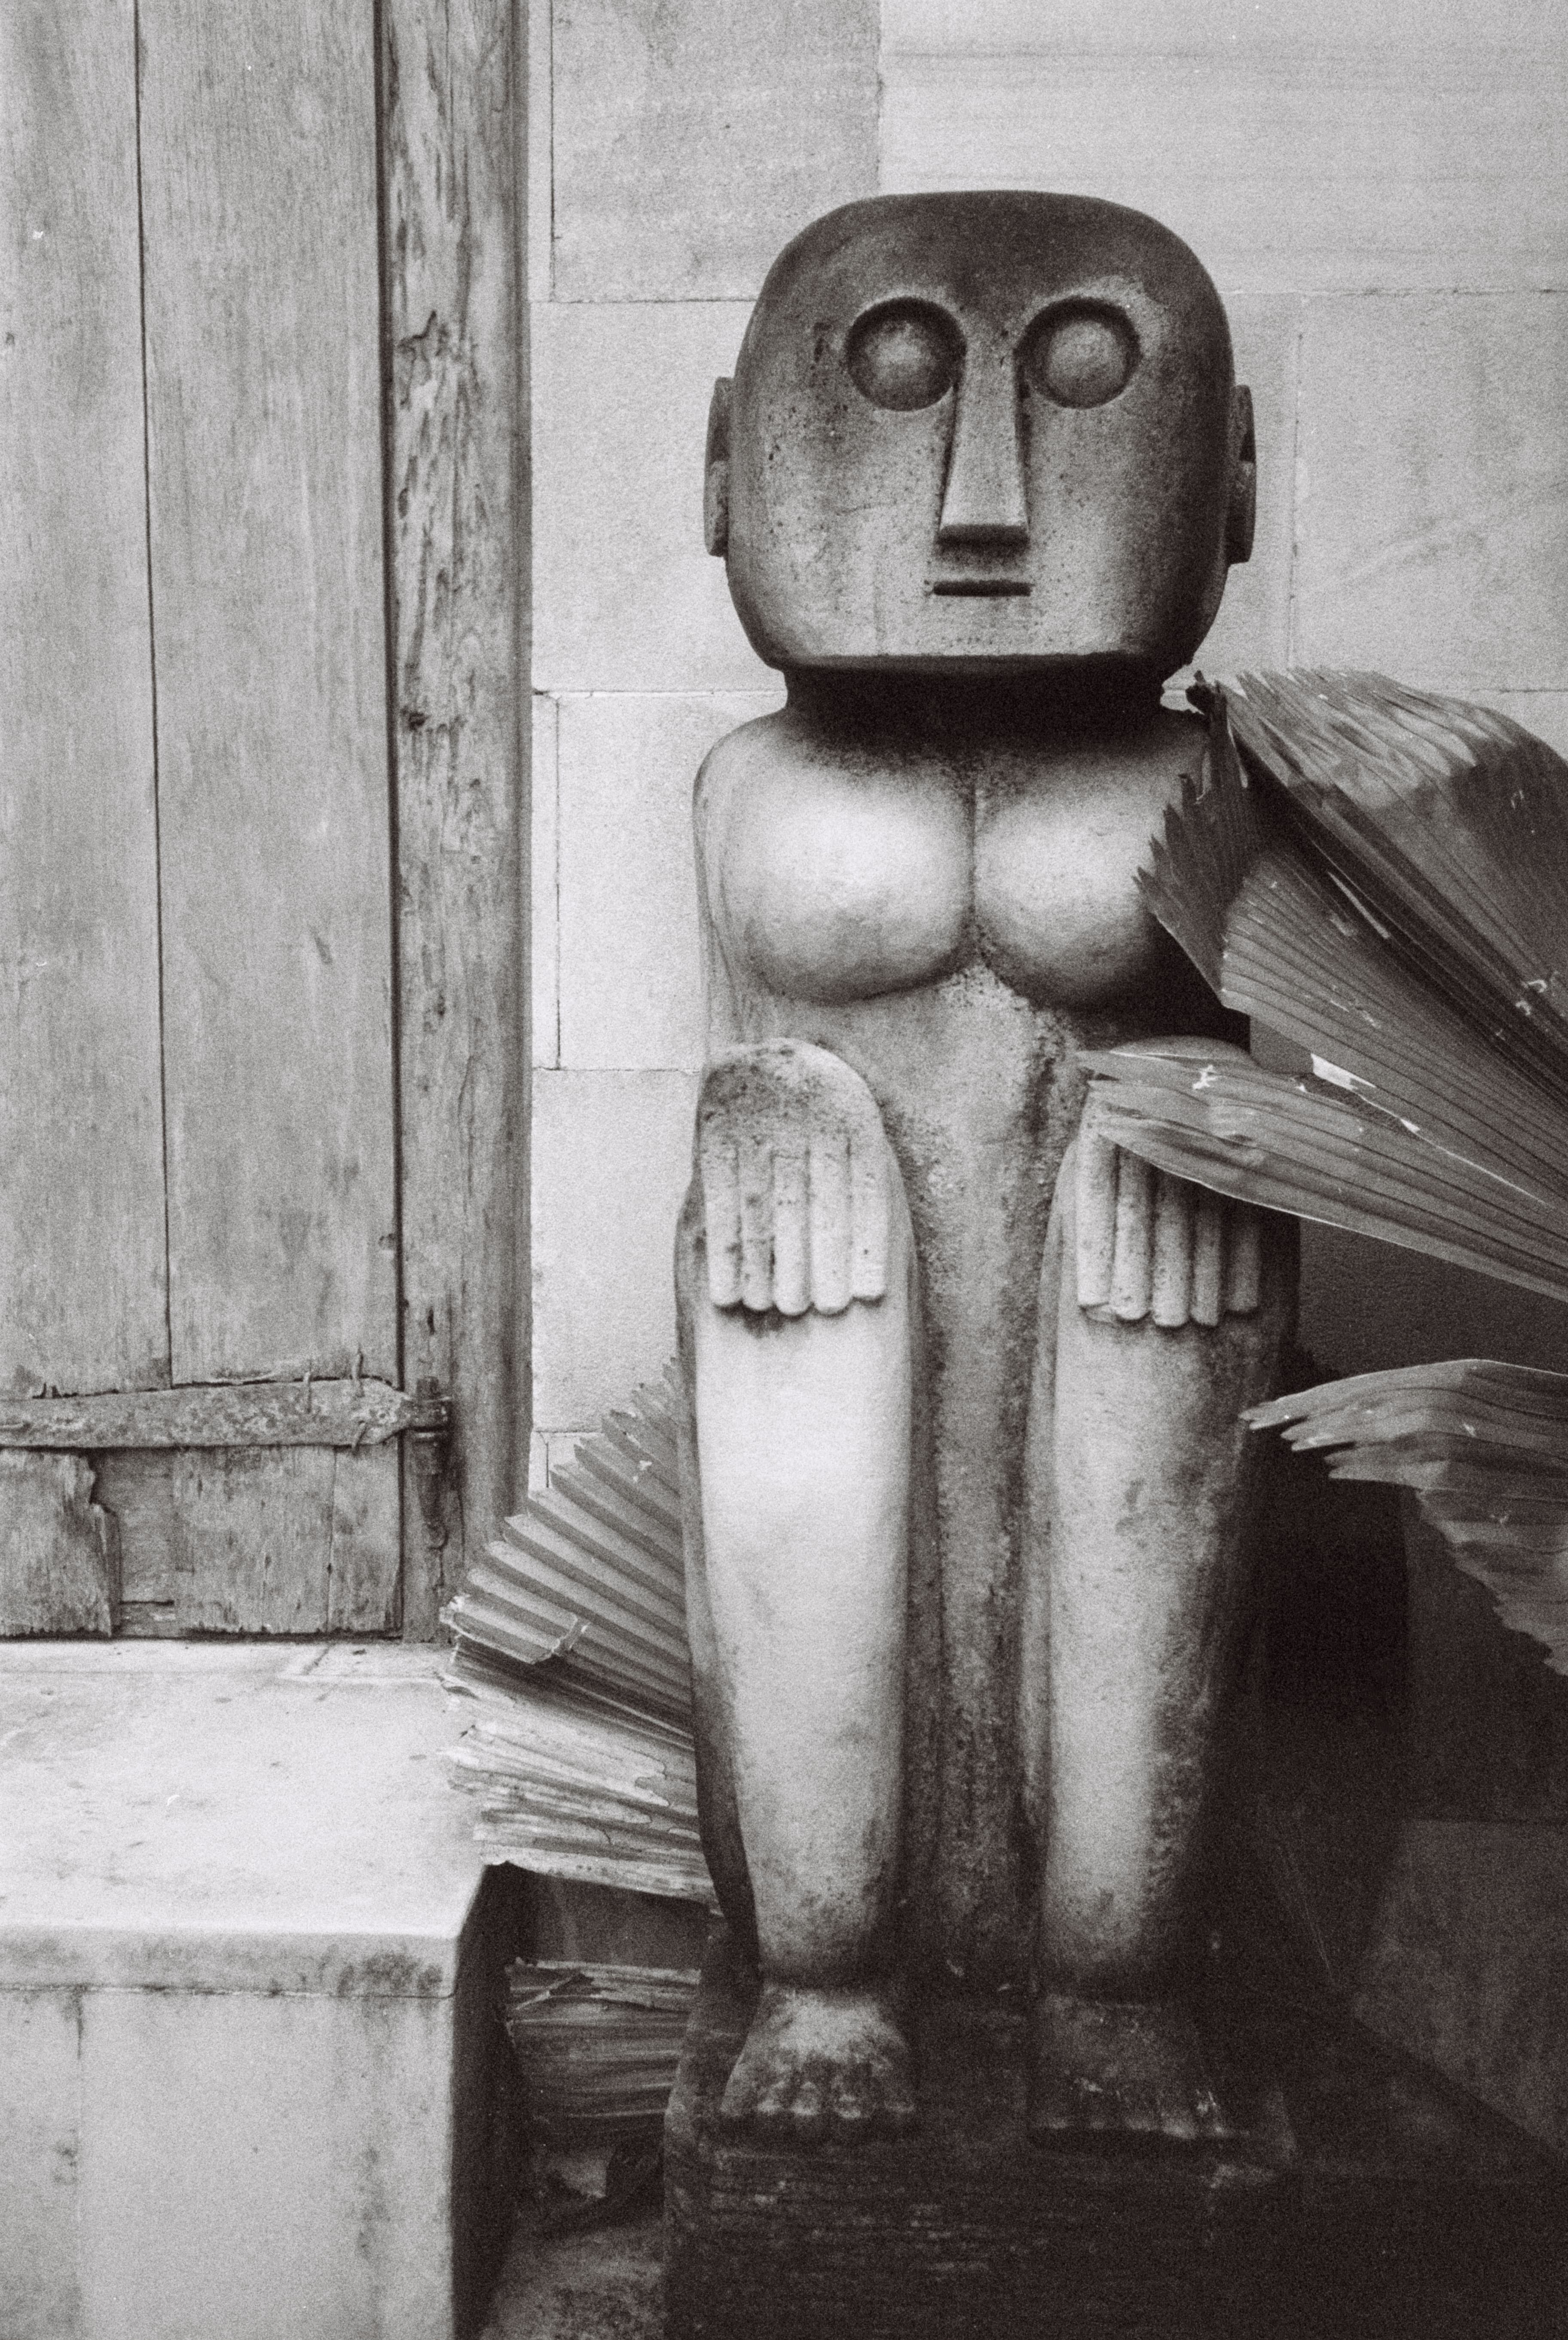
[0, 0, 168, 1402]
[384, 0, 526, 1634]
[99, 1445, 400, 1635]
[0, 1453, 119, 1636]
[0, 1379, 446, 1452]
[138, 0, 397, 1387]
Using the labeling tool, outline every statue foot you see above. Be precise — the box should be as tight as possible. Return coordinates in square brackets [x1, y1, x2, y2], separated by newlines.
[1028, 1991, 1289, 2158]
[719, 1979, 917, 2148]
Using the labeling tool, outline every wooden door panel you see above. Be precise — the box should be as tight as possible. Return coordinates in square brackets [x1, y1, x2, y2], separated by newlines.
[0, 0, 168, 1402]
[139, 0, 397, 1387]
[99, 1444, 399, 1636]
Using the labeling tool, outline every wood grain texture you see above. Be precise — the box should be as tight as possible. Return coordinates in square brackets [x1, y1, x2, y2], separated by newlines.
[0, 1378, 441, 1451]
[384, 0, 525, 1634]
[0, 0, 168, 1400]
[138, 0, 397, 1387]
[101, 1444, 400, 1635]
[0, 1453, 119, 1636]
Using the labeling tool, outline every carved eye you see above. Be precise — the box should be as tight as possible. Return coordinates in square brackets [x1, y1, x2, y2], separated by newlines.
[846, 302, 962, 411]
[1022, 304, 1137, 408]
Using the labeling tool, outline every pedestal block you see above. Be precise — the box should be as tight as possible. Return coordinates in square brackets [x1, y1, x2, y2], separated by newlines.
[665, 1928, 1568, 2340]
[0, 1641, 524, 2340]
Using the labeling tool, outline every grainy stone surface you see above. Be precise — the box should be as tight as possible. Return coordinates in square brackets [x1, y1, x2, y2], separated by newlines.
[480, 2218, 663, 2340]
[1356, 1819, 1568, 2156]
[1191, 295, 1300, 678]
[532, 302, 767, 695]
[666, 1928, 1568, 2340]
[531, 1067, 698, 1433]
[1293, 294, 1568, 689]
[1401, 1504, 1568, 1825]
[0, 1640, 523, 2340]
[550, 0, 876, 302]
[557, 691, 782, 1073]
[879, 18, 1568, 296]
[0, 1989, 81, 2340]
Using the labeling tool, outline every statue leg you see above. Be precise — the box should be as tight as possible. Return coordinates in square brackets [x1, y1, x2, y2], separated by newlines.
[679, 1038, 917, 2147]
[1023, 1081, 1296, 2145]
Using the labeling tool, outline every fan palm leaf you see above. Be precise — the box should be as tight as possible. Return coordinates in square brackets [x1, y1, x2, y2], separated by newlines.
[1092, 671, 1568, 1670]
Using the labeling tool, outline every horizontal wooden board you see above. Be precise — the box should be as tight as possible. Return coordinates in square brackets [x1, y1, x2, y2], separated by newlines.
[0, 1452, 119, 1636]
[0, 0, 168, 1401]
[138, 0, 396, 1386]
[101, 1444, 400, 1635]
[0, 1379, 443, 1452]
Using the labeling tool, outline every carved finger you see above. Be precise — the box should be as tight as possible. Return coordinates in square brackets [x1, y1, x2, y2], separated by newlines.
[699, 1130, 744, 1308]
[807, 1124, 853, 1315]
[1074, 1129, 1118, 1308]
[1110, 1150, 1154, 1321]
[1151, 1172, 1195, 1329]
[848, 1124, 890, 1303]
[1190, 1192, 1225, 1327]
[1224, 1205, 1262, 1315]
[771, 1137, 810, 1317]
[737, 1129, 775, 1312]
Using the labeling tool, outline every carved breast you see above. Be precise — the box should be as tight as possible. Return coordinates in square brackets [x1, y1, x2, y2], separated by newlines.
[697, 710, 1203, 1015]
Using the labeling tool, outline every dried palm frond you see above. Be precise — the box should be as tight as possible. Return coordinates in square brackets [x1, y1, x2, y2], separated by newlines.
[443, 1366, 716, 1905]
[1252, 1362, 1568, 1675]
[444, 1365, 690, 1723]
[505, 1960, 701, 2140]
[445, 1649, 713, 1902]
[1226, 671, 1568, 1104]
[1097, 671, 1568, 1669]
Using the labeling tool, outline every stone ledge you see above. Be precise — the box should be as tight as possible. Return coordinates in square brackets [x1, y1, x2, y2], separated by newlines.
[0, 1639, 482, 1997]
[0, 1638, 524, 2340]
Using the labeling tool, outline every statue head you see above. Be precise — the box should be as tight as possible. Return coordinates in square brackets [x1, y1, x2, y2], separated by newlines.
[706, 193, 1253, 681]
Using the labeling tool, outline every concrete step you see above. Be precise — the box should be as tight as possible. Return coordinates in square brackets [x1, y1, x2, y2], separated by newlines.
[0, 1638, 526, 2340]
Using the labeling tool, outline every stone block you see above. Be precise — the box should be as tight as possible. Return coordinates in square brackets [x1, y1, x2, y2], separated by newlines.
[532, 302, 772, 695]
[1296, 1223, 1568, 1384]
[0, 1642, 524, 2340]
[557, 690, 782, 1072]
[0, 1988, 81, 2340]
[1356, 1819, 1568, 2157]
[1189, 295, 1300, 678]
[532, 692, 559, 1067]
[1293, 294, 1568, 689]
[879, 23, 1567, 296]
[550, 0, 876, 301]
[77, 1988, 452, 2340]
[532, 1068, 698, 1431]
[1400, 1502, 1568, 1827]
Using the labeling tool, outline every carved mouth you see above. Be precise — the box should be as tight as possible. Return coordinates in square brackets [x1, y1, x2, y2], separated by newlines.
[929, 579, 1032, 597]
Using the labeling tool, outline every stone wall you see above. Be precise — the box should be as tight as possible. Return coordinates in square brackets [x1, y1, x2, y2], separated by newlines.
[529, 0, 1568, 1465]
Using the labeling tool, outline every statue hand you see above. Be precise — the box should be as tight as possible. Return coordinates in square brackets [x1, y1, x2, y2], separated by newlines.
[697, 1041, 893, 1316]
[1075, 1045, 1261, 1329]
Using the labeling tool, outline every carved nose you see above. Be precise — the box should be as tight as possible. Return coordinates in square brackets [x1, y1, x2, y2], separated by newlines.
[937, 351, 1028, 547]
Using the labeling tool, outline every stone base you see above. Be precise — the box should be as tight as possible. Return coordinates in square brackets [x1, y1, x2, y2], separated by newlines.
[0, 1640, 526, 2340]
[664, 1927, 1568, 2340]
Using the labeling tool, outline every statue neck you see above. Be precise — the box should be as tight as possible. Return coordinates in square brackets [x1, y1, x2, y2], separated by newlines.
[780, 664, 1172, 749]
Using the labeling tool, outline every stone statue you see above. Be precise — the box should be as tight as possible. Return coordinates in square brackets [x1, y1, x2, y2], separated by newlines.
[673, 192, 1296, 2149]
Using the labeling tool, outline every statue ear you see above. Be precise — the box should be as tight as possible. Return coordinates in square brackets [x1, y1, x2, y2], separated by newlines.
[1225, 383, 1256, 567]
[704, 377, 733, 557]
